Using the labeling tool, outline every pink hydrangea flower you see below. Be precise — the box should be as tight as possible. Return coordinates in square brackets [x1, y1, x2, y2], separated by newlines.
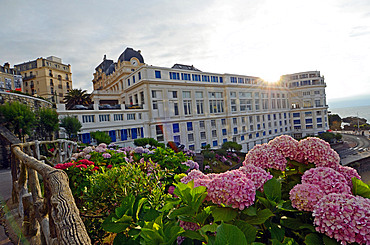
[207, 170, 256, 210]
[268, 135, 299, 160]
[181, 170, 206, 184]
[102, 153, 111, 159]
[335, 165, 361, 187]
[182, 160, 200, 171]
[243, 143, 287, 171]
[301, 167, 351, 195]
[313, 193, 370, 245]
[239, 164, 273, 191]
[289, 183, 324, 212]
[83, 146, 92, 154]
[297, 137, 340, 168]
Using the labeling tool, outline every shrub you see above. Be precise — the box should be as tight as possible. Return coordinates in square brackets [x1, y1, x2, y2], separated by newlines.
[90, 131, 111, 144]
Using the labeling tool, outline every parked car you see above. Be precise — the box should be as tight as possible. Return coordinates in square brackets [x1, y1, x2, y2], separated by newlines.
[72, 105, 88, 110]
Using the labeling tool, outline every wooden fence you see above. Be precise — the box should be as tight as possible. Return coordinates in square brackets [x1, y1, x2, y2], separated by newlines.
[11, 140, 91, 244]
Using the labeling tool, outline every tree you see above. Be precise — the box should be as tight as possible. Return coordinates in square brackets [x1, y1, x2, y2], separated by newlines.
[60, 116, 82, 139]
[63, 88, 91, 110]
[90, 131, 111, 145]
[36, 108, 59, 140]
[221, 141, 242, 152]
[0, 101, 36, 141]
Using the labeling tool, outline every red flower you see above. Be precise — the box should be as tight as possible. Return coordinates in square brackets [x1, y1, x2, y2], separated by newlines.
[78, 159, 95, 166]
[107, 165, 113, 169]
[76, 164, 88, 169]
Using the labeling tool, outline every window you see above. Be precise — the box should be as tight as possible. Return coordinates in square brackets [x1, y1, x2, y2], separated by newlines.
[183, 100, 192, 115]
[200, 132, 206, 139]
[233, 118, 237, 125]
[293, 113, 300, 117]
[187, 122, 193, 131]
[156, 125, 164, 141]
[211, 120, 216, 127]
[305, 112, 312, 117]
[231, 99, 237, 112]
[132, 75, 136, 83]
[219, 77, 223, 83]
[174, 135, 181, 143]
[199, 121, 205, 129]
[152, 90, 157, 98]
[152, 101, 158, 110]
[222, 129, 227, 136]
[155, 70, 161, 78]
[221, 119, 226, 126]
[211, 76, 219, 82]
[212, 130, 217, 137]
[241, 135, 245, 141]
[314, 90, 320, 95]
[305, 119, 313, 124]
[169, 72, 180, 80]
[315, 100, 322, 107]
[213, 140, 218, 147]
[201, 142, 207, 148]
[294, 120, 301, 124]
[82, 115, 95, 123]
[202, 75, 210, 82]
[127, 114, 136, 120]
[196, 100, 204, 114]
[230, 77, 237, 83]
[195, 91, 203, 98]
[192, 74, 201, 81]
[317, 111, 322, 115]
[114, 114, 123, 121]
[209, 92, 224, 114]
[242, 126, 246, 132]
[172, 91, 178, 98]
[188, 133, 194, 142]
[183, 91, 191, 98]
[250, 125, 254, 131]
[181, 73, 191, 80]
[233, 127, 238, 134]
[173, 123, 180, 133]
[317, 118, 322, 123]
[174, 103, 179, 115]
[138, 72, 141, 80]
[189, 145, 195, 151]
[99, 114, 110, 122]
[238, 77, 244, 83]
[230, 92, 236, 98]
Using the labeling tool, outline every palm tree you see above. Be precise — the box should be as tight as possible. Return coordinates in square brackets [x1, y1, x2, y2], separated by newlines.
[63, 89, 91, 110]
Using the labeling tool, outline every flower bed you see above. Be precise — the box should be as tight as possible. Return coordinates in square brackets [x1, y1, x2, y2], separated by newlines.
[56, 137, 370, 245]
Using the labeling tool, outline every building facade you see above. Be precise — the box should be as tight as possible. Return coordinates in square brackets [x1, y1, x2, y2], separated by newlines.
[0, 63, 23, 92]
[57, 48, 329, 152]
[15, 56, 72, 103]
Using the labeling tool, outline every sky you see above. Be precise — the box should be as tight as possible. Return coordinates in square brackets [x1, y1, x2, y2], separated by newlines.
[1, 0, 370, 107]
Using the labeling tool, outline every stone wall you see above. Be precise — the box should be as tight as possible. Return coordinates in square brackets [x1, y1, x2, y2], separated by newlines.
[0, 126, 20, 169]
[0, 91, 52, 111]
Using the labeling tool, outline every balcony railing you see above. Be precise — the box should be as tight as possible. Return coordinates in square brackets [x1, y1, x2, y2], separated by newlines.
[125, 104, 143, 109]
[23, 75, 36, 81]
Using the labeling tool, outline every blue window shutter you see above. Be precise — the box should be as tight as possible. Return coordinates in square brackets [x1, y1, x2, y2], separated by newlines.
[132, 128, 138, 139]
[121, 129, 127, 141]
[109, 130, 116, 142]
[141, 127, 144, 138]
[82, 133, 91, 144]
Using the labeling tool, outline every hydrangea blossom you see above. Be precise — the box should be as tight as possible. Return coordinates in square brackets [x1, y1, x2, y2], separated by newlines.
[289, 183, 324, 212]
[181, 170, 206, 184]
[297, 137, 340, 168]
[134, 146, 145, 154]
[83, 146, 92, 154]
[268, 135, 299, 160]
[243, 143, 287, 171]
[207, 170, 256, 210]
[102, 153, 111, 159]
[335, 165, 361, 187]
[313, 193, 370, 245]
[301, 167, 351, 195]
[181, 160, 200, 171]
[239, 164, 272, 191]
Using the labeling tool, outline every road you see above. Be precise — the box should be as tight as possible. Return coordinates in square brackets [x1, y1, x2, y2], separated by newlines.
[0, 170, 11, 205]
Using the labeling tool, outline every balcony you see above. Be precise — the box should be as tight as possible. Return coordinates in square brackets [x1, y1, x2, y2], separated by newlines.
[99, 104, 121, 110]
[23, 75, 36, 81]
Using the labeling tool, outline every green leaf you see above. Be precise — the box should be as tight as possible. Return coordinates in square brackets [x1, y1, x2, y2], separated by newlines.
[244, 209, 274, 225]
[140, 228, 164, 245]
[215, 223, 248, 245]
[352, 177, 370, 198]
[196, 206, 212, 225]
[234, 220, 257, 244]
[323, 235, 340, 245]
[163, 223, 184, 245]
[212, 207, 238, 222]
[200, 223, 218, 234]
[267, 220, 285, 242]
[264, 178, 282, 203]
[280, 217, 315, 232]
[242, 206, 257, 216]
[143, 208, 160, 221]
[168, 206, 195, 219]
[272, 237, 299, 245]
[305, 233, 323, 245]
[256, 196, 272, 209]
[134, 197, 147, 221]
[102, 214, 132, 233]
[182, 230, 206, 242]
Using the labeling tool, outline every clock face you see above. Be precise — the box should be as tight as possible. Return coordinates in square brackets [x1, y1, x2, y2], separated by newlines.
[131, 59, 138, 66]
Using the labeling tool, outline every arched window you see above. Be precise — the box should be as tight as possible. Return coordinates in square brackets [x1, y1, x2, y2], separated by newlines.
[50, 79, 54, 86]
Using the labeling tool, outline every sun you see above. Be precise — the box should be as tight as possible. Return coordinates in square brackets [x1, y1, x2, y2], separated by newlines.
[260, 72, 281, 83]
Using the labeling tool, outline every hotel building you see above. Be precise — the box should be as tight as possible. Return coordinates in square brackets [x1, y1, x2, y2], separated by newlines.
[0, 63, 22, 92]
[57, 48, 328, 152]
[15, 56, 72, 103]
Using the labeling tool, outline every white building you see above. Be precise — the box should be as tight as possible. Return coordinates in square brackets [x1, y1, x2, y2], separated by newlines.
[57, 48, 328, 152]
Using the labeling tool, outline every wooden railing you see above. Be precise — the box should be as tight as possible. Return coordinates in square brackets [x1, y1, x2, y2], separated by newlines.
[11, 140, 91, 244]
